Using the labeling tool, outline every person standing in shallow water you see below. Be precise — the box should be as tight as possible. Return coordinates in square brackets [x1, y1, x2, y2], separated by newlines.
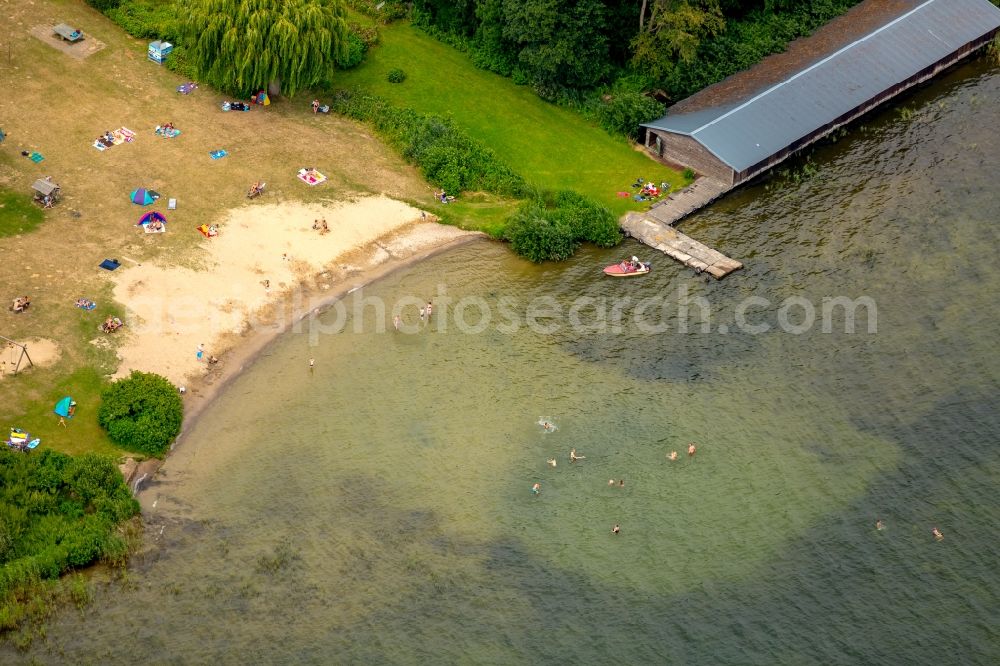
[612, 524, 620, 535]
[688, 443, 696, 456]
[531, 483, 541, 496]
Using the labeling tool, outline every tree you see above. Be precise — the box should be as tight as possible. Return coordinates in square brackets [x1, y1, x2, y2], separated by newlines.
[632, 0, 725, 80]
[98, 371, 183, 457]
[182, 0, 349, 97]
[502, 0, 611, 93]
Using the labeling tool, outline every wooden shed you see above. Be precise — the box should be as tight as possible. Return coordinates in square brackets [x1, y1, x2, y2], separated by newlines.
[640, 0, 1000, 188]
[32, 178, 60, 207]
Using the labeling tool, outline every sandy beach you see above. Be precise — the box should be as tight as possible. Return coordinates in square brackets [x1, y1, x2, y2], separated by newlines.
[106, 195, 480, 434]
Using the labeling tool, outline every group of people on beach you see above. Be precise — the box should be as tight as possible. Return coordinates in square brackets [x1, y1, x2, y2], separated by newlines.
[10, 296, 30, 313]
[101, 316, 123, 333]
[312, 218, 329, 234]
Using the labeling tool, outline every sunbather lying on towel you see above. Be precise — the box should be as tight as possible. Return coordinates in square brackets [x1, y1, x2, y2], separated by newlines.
[75, 298, 96, 310]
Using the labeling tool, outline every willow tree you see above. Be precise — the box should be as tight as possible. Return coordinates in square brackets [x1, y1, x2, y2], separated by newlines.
[183, 0, 349, 97]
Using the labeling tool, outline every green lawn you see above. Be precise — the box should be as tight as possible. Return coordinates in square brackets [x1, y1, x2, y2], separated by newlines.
[336, 22, 685, 217]
[0, 189, 46, 238]
[8, 367, 122, 458]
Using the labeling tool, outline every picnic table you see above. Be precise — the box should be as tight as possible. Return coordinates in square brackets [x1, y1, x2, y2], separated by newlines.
[53, 23, 83, 42]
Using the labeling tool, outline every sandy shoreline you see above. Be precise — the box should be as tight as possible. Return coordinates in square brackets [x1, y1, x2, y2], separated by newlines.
[105, 196, 484, 488]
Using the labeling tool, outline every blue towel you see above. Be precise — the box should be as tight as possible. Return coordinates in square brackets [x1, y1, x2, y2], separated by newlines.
[30, 152, 44, 163]
[99, 259, 121, 271]
[210, 150, 227, 160]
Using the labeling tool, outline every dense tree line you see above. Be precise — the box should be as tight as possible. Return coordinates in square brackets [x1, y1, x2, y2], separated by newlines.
[412, 0, 862, 104]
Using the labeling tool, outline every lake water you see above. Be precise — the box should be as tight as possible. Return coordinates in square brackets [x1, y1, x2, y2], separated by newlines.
[12, 57, 1000, 664]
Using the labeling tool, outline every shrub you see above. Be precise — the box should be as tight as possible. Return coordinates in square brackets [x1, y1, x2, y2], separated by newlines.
[504, 190, 621, 262]
[98, 371, 183, 457]
[387, 68, 407, 83]
[682, 168, 695, 181]
[84, 0, 121, 10]
[504, 203, 578, 263]
[336, 31, 368, 70]
[596, 92, 664, 140]
[0, 448, 139, 633]
[553, 190, 621, 247]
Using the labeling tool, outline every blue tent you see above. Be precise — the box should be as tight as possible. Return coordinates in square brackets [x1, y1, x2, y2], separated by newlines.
[54, 396, 75, 418]
[130, 188, 159, 205]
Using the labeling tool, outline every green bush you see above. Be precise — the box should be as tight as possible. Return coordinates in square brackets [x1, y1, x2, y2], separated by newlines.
[98, 371, 183, 457]
[0, 448, 139, 628]
[336, 31, 368, 70]
[504, 203, 578, 263]
[104, 0, 183, 41]
[596, 92, 664, 140]
[387, 68, 407, 83]
[682, 167, 695, 181]
[84, 0, 121, 10]
[504, 190, 621, 262]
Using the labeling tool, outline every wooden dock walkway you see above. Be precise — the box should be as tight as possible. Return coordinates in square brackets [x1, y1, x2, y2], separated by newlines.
[621, 211, 743, 279]
[645, 178, 731, 227]
[620, 177, 741, 279]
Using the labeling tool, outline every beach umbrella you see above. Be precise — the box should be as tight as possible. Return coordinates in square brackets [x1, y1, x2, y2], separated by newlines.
[137, 211, 167, 225]
[130, 188, 159, 205]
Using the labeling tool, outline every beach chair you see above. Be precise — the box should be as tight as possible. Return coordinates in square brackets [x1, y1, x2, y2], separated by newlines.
[168, 198, 177, 210]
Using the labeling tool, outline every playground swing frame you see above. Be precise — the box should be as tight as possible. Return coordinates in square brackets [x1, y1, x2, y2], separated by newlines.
[0, 335, 34, 375]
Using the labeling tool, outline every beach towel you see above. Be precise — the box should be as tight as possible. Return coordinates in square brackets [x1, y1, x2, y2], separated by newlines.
[143, 223, 167, 234]
[210, 149, 227, 160]
[99, 259, 121, 271]
[155, 127, 181, 138]
[75, 299, 97, 310]
[115, 128, 136, 144]
[93, 141, 107, 151]
[177, 82, 198, 94]
[297, 168, 327, 186]
[168, 198, 177, 210]
[197, 224, 218, 238]
[29, 152, 44, 162]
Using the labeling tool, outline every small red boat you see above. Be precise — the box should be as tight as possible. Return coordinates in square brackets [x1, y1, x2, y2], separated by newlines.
[603, 260, 650, 277]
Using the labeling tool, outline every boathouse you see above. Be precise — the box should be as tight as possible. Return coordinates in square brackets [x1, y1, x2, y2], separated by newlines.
[640, 0, 1000, 187]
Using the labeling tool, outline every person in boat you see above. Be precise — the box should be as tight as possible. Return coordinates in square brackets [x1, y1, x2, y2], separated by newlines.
[631, 255, 641, 271]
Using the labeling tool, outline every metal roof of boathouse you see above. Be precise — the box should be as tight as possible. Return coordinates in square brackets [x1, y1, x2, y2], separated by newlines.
[641, 0, 1000, 173]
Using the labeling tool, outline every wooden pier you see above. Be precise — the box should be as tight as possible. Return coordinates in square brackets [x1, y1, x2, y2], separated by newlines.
[620, 178, 742, 279]
[621, 211, 742, 279]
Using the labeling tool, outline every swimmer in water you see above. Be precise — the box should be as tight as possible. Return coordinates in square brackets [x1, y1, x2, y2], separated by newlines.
[570, 448, 585, 462]
[612, 524, 620, 535]
[932, 527, 943, 541]
[531, 483, 541, 496]
[876, 519, 884, 531]
[608, 479, 615, 486]
[619, 479, 624, 487]
[538, 418, 557, 432]
[668, 451, 678, 461]
[688, 443, 696, 457]
[547, 458, 557, 468]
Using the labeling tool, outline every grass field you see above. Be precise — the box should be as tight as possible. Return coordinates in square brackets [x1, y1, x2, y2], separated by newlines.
[0, 188, 46, 238]
[336, 21, 686, 217]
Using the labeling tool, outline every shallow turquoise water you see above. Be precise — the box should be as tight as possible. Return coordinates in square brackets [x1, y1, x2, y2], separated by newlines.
[14, 58, 1000, 664]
